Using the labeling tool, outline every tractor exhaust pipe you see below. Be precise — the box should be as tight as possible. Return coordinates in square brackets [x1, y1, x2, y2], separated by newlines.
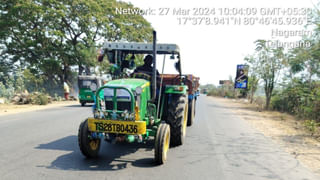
[152, 30, 157, 100]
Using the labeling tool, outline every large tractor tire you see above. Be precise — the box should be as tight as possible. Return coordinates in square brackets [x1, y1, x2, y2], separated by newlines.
[187, 98, 195, 126]
[166, 94, 188, 146]
[78, 119, 101, 158]
[154, 123, 170, 165]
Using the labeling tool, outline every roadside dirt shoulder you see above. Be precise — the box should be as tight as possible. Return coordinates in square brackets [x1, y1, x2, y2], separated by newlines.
[0, 101, 79, 117]
[210, 96, 320, 175]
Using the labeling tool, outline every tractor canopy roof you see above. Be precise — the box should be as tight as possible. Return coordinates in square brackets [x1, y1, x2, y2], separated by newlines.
[102, 42, 180, 55]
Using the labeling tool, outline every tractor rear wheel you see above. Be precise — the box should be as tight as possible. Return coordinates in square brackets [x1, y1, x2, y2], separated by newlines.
[78, 119, 101, 158]
[187, 98, 195, 126]
[155, 123, 170, 165]
[167, 94, 188, 146]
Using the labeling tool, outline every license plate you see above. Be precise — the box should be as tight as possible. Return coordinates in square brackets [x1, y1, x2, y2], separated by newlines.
[87, 96, 91, 98]
[87, 118, 146, 135]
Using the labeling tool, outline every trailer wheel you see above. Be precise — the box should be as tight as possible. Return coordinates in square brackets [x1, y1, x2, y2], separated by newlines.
[167, 94, 188, 146]
[155, 123, 170, 164]
[78, 119, 101, 158]
[194, 99, 197, 116]
[187, 98, 195, 126]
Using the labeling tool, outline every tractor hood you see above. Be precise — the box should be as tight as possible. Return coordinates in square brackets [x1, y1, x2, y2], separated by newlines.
[105, 78, 149, 91]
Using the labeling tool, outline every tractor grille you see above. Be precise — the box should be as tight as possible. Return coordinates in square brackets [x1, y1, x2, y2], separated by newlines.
[103, 88, 132, 112]
[105, 100, 131, 111]
[105, 100, 113, 110]
[118, 101, 131, 111]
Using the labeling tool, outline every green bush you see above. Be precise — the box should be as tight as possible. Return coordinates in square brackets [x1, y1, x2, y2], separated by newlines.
[54, 93, 63, 101]
[270, 79, 320, 122]
[30, 93, 49, 105]
[271, 94, 287, 112]
[0, 81, 15, 99]
[207, 85, 235, 98]
[37, 94, 49, 105]
[304, 120, 320, 135]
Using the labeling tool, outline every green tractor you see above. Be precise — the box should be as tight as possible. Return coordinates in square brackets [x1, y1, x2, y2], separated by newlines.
[78, 32, 189, 164]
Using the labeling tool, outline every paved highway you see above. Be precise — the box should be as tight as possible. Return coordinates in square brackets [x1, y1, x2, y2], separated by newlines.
[0, 96, 318, 180]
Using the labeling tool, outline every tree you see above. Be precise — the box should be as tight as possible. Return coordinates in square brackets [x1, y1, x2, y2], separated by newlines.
[244, 55, 259, 103]
[0, 57, 14, 84]
[250, 40, 284, 109]
[247, 75, 259, 103]
[0, 0, 153, 87]
[288, 40, 320, 85]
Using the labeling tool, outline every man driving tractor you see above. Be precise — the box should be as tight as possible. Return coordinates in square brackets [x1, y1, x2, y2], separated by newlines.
[134, 55, 159, 76]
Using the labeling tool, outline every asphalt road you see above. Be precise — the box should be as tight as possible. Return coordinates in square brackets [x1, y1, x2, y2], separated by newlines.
[0, 96, 318, 180]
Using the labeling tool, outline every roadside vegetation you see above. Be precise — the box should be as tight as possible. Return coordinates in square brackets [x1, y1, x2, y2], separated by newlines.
[205, 7, 320, 135]
[0, 0, 152, 104]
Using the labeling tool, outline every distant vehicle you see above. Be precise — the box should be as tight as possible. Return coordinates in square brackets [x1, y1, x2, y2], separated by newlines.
[78, 75, 109, 106]
[202, 88, 208, 94]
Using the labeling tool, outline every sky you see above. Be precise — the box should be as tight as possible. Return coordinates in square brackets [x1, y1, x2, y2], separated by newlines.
[122, 0, 316, 85]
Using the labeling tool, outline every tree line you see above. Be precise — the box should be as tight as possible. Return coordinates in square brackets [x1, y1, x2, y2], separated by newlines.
[206, 7, 320, 123]
[224, 12, 319, 125]
[246, 36, 320, 121]
[0, 0, 152, 98]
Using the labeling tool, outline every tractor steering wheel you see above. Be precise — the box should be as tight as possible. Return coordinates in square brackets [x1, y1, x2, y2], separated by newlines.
[131, 72, 152, 81]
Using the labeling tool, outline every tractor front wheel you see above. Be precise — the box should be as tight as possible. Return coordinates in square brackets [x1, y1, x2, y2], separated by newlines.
[78, 119, 101, 158]
[155, 123, 170, 165]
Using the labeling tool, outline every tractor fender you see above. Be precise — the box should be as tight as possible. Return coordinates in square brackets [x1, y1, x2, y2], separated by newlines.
[164, 85, 188, 94]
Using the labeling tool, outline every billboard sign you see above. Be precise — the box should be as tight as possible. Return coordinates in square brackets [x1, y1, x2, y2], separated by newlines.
[235, 64, 249, 89]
